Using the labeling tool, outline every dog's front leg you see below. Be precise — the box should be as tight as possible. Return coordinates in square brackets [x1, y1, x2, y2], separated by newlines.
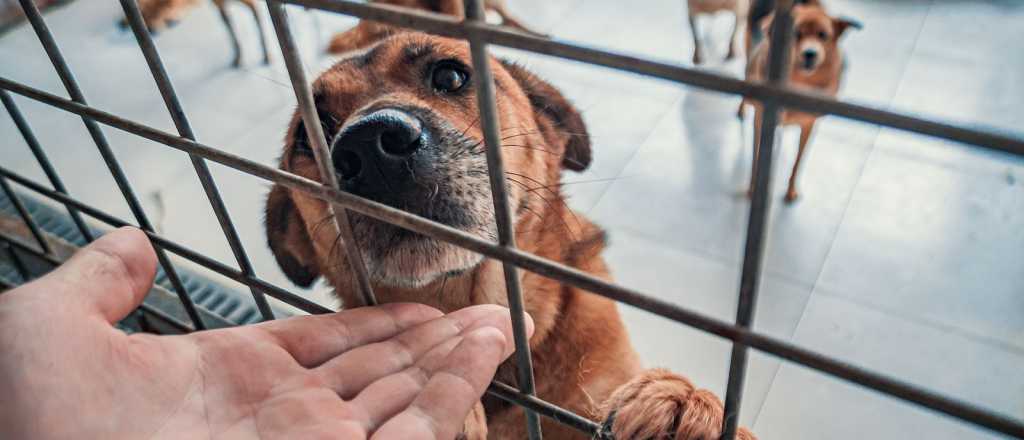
[599, 369, 757, 440]
[457, 401, 488, 440]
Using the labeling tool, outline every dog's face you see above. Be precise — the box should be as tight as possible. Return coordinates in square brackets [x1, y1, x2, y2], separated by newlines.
[265, 33, 590, 290]
[788, 5, 858, 73]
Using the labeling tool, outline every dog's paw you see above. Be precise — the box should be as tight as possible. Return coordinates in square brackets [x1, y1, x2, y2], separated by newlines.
[784, 189, 799, 203]
[599, 369, 757, 440]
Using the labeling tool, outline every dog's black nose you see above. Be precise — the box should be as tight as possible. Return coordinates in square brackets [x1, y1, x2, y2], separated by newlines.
[801, 50, 818, 68]
[331, 108, 424, 184]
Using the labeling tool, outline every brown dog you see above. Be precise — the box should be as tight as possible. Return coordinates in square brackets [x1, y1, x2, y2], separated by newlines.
[739, 3, 858, 201]
[119, 0, 270, 67]
[687, 0, 749, 64]
[264, 32, 757, 439]
[326, 0, 544, 55]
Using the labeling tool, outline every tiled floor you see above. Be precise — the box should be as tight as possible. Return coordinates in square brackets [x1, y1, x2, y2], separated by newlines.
[1, 0, 1022, 438]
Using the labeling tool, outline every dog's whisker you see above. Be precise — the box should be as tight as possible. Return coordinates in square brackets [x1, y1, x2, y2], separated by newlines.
[506, 177, 577, 240]
[507, 171, 586, 234]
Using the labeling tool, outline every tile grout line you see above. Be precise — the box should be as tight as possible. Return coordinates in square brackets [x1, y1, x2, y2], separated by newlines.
[812, 285, 1024, 357]
[582, 93, 687, 215]
[747, 1, 935, 428]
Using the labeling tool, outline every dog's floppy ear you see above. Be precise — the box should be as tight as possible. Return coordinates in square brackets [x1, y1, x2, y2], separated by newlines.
[498, 60, 592, 172]
[264, 184, 320, 287]
[833, 16, 863, 38]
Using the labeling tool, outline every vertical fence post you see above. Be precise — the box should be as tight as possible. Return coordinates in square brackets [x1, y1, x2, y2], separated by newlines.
[463, 1, 543, 438]
[721, 1, 794, 438]
[265, 0, 378, 307]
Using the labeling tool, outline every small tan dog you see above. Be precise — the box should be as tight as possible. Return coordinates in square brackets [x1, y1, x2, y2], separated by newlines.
[686, 0, 749, 64]
[327, 0, 544, 55]
[739, 3, 859, 201]
[119, 0, 270, 67]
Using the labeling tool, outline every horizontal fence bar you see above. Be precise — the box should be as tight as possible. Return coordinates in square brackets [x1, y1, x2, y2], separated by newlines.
[487, 381, 605, 437]
[281, 0, 1024, 158]
[0, 167, 333, 315]
[1, 77, 1020, 438]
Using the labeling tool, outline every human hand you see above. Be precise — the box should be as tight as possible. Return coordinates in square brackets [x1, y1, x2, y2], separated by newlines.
[0, 227, 529, 439]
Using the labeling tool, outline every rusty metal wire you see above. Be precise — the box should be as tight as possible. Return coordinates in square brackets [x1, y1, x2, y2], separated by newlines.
[1, 0, 1022, 439]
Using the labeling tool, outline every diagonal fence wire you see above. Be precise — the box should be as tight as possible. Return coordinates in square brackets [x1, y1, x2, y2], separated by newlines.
[266, 0, 378, 308]
[117, 0, 275, 321]
[15, 0, 206, 330]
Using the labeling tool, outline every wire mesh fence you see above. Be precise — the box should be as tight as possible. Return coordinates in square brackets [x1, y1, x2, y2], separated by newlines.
[1, 0, 1022, 439]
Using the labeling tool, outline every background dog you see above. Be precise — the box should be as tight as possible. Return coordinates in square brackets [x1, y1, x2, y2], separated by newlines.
[686, 0, 748, 64]
[326, 0, 544, 55]
[739, 2, 859, 202]
[264, 32, 757, 439]
[118, 0, 270, 67]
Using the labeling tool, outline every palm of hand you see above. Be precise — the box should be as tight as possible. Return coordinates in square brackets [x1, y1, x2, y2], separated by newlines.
[0, 228, 522, 440]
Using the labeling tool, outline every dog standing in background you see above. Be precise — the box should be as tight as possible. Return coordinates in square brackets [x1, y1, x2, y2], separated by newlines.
[327, 0, 544, 55]
[739, 2, 860, 201]
[686, 0, 749, 64]
[119, 0, 271, 67]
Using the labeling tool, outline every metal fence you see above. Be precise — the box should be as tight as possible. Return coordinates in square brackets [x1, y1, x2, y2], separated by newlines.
[1, 0, 1022, 438]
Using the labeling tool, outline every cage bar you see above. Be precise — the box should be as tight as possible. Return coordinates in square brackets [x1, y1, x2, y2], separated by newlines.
[117, 0, 276, 321]
[462, 0, 544, 438]
[721, 1, 794, 438]
[0, 90, 94, 243]
[15, 0, 206, 329]
[0, 175, 52, 256]
[266, 0, 378, 308]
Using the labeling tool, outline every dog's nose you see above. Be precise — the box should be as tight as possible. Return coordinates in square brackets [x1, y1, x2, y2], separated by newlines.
[331, 108, 424, 184]
[801, 50, 818, 68]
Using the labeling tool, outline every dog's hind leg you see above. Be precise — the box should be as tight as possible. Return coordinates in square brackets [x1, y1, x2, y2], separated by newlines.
[747, 105, 765, 197]
[726, 10, 743, 60]
[212, 0, 244, 67]
[689, 11, 703, 64]
[238, 0, 271, 64]
[785, 120, 815, 203]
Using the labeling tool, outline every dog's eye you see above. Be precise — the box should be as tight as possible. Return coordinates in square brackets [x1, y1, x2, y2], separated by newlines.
[794, 30, 802, 39]
[431, 61, 470, 93]
[818, 31, 828, 39]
